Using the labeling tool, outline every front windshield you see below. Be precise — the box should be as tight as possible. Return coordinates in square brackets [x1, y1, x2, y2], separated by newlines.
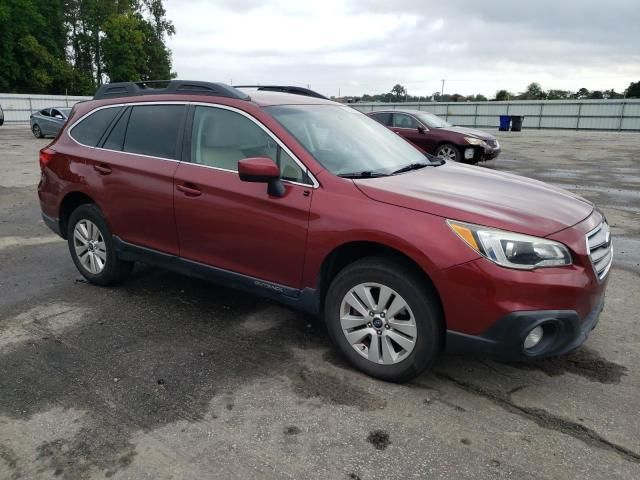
[414, 111, 451, 128]
[266, 105, 433, 176]
[59, 108, 71, 116]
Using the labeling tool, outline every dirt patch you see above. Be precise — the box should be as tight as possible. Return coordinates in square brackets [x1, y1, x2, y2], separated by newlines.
[507, 347, 628, 384]
[283, 426, 301, 435]
[367, 430, 391, 450]
[289, 367, 386, 411]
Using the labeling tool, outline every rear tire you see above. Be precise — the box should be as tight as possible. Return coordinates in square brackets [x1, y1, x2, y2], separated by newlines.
[67, 204, 133, 286]
[32, 124, 43, 138]
[435, 143, 462, 162]
[324, 256, 442, 382]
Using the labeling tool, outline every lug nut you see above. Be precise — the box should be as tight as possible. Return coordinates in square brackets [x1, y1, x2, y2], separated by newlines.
[377, 330, 382, 335]
[367, 323, 372, 328]
[369, 311, 374, 317]
[385, 324, 390, 329]
[380, 312, 385, 318]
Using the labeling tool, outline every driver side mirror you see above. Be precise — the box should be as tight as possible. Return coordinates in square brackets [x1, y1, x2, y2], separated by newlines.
[238, 157, 285, 197]
[417, 125, 427, 134]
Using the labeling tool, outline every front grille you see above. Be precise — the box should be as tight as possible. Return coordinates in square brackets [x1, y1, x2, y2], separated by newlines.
[586, 221, 613, 280]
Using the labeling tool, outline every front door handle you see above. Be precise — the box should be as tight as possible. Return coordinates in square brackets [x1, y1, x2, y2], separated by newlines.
[176, 183, 202, 197]
[94, 163, 112, 175]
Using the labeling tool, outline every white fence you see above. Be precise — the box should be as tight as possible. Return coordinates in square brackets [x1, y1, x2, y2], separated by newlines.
[351, 99, 640, 131]
[0, 93, 92, 124]
[3, 93, 640, 131]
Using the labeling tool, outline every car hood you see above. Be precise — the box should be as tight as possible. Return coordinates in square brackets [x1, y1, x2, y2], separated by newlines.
[440, 126, 496, 141]
[353, 163, 593, 237]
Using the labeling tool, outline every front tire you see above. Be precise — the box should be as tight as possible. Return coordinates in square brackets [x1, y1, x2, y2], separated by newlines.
[67, 204, 133, 286]
[32, 124, 43, 138]
[435, 143, 461, 162]
[324, 257, 442, 382]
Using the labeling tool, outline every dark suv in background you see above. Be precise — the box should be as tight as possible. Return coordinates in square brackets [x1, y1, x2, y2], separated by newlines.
[38, 80, 609, 381]
[368, 110, 500, 163]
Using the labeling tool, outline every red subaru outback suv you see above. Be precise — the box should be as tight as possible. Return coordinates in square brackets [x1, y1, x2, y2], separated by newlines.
[38, 80, 612, 381]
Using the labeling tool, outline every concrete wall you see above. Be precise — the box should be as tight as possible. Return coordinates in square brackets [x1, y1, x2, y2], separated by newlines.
[351, 99, 640, 131]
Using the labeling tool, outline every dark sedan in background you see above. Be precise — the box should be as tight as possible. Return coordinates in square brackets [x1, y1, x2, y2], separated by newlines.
[368, 109, 500, 164]
[30, 107, 71, 138]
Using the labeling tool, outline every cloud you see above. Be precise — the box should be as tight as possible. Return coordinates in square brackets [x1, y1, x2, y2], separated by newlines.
[165, 0, 640, 97]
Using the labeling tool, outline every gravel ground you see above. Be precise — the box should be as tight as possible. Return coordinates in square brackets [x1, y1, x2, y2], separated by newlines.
[0, 125, 639, 480]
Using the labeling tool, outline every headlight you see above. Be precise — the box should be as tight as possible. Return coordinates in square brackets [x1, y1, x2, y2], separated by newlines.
[464, 136, 487, 146]
[447, 220, 572, 269]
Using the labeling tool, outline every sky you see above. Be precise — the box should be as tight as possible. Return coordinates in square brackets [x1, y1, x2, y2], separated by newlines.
[164, 0, 640, 98]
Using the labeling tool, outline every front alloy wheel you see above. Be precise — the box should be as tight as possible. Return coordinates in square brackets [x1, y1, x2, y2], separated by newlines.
[325, 257, 442, 382]
[340, 283, 417, 364]
[436, 144, 460, 162]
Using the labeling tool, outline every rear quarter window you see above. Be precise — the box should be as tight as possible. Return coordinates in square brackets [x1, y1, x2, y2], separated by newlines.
[70, 107, 122, 147]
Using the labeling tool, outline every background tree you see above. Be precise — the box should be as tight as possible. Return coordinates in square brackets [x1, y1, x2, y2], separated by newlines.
[391, 84, 407, 101]
[603, 89, 624, 99]
[573, 87, 590, 99]
[495, 90, 512, 101]
[546, 89, 570, 100]
[520, 82, 546, 100]
[626, 81, 640, 98]
[0, 0, 175, 94]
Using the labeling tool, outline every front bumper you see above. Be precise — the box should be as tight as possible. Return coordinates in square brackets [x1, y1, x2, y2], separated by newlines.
[463, 144, 501, 163]
[445, 295, 604, 360]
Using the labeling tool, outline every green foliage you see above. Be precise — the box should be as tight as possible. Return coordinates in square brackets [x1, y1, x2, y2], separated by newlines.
[546, 89, 570, 100]
[495, 90, 512, 101]
[626, 81, 640, 98]
[0, 0, 175, 94]
[391, 84, 407, 100]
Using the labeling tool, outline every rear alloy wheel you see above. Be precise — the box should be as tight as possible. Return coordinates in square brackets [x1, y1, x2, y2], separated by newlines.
[67, 204, 133, 285]
[435, 143, 461, 162]
[73, 219, 107, 275]
[32, 124, 43, 138]
[325, 257, 442, 382]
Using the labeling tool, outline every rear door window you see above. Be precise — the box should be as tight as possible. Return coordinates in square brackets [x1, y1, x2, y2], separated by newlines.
[392, 113, 419, 129]
[123, 105, 184, 159]
[70, 106, 122, 147]
[370, 112, 391, 126]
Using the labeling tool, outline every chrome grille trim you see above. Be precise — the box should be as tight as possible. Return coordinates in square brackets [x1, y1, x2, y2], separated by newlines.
[586, 221, 613, 281]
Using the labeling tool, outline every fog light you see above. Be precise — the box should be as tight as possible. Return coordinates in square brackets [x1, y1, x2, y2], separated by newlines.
[524, 326, 544, 350]
[464, 148, 475, 160]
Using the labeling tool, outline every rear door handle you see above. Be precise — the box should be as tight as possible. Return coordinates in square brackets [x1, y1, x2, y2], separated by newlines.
[94, 163, 112, 175]
[176, 183, 202, 197]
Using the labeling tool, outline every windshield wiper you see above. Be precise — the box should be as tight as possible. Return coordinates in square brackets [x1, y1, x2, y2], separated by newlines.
[338, 171, 388, 179]
[391, 162, 430, 175]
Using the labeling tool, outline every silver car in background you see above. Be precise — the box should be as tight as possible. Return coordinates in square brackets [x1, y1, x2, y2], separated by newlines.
[30, 107, 71, 138]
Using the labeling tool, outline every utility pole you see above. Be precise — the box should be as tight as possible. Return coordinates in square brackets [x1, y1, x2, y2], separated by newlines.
[441, 79, 445, 96]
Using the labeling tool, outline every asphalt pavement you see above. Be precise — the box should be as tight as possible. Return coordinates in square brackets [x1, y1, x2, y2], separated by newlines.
[0, 125, 639, 479]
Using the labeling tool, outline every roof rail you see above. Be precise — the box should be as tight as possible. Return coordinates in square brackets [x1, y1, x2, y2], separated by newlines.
[93, 80, 250, 101]
[234, 85, 328, 99]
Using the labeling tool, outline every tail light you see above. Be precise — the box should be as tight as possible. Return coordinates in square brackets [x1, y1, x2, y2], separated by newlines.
[39, 148, 55, 170]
